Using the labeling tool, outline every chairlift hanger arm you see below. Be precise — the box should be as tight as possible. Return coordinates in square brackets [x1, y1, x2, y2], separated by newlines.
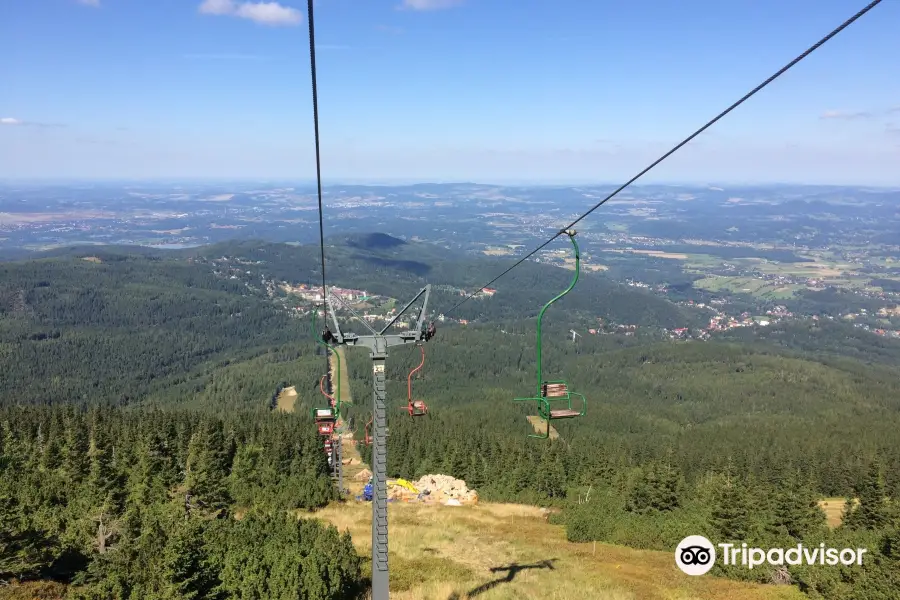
[536, 230, 579, 395]
[330, 292, 379, 336]
[379, 284, 430, 335]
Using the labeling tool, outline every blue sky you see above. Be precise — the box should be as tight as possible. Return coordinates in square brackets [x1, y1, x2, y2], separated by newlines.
[1, 0, 898, 184]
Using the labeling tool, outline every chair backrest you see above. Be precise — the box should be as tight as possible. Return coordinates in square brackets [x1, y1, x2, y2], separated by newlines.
[542, 383, 569, 398]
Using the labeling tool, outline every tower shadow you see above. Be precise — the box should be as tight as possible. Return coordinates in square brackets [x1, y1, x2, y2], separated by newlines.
[447, 559, 558, 599]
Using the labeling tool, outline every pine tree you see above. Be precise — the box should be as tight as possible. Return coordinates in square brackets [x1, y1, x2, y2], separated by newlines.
[126, 430, 169, 510]
[184, 422, 231, 514]
[770, 483, 826, 540]
[626, 463, 681, 514]
[0, 492, 57, 579]
[843, 460, 890, 531]
[711, 476, 754, 542]
[158, 517, 218, 600]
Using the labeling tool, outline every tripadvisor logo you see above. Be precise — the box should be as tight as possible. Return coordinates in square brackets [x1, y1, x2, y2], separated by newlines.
[675, 536, 868, 575]
[676, 535, 717, 575]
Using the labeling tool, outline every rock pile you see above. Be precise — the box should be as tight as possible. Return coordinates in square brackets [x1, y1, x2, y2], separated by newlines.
[413, 474, 478, 504]
[354, 468, 372, 481]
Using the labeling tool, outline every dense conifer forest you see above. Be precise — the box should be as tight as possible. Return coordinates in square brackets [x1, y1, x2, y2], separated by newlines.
[2, 242, 899, 598]
[0, 407, 360, 598]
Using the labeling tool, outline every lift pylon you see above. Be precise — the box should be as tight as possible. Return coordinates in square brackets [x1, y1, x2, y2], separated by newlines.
[320, 284, 433, 600]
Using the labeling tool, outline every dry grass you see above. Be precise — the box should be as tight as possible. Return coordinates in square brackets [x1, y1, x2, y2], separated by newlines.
[0, 581, 67, 600]
[275, 385, 297, 413]
[819, 497, 855, 528]
[526, 415, 559, 440]
[307, 502, 804, 600]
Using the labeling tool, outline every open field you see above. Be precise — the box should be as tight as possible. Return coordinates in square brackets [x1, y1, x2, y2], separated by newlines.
[275, 385, 297, 412]
[693, 276, 803, 299]
[818, 497, 858, 529]
[607, 249, 690, 260]
[561, 257, 607, 271]
[482, 246, 515, 256]
[754, 260, 853, 280]
[308, 502, 804, 600]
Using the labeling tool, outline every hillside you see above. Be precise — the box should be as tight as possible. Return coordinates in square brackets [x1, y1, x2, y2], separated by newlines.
[308, 501, 804, 600]
[0, 251, 320, 408]
[0, 237, 701, 408]
[183, 236, 702, 328]
[2, 239, 899, 599]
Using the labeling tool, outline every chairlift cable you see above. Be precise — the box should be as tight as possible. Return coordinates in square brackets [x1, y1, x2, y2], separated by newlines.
[306, 0, 330, 375]
[441, 0, 883, 317]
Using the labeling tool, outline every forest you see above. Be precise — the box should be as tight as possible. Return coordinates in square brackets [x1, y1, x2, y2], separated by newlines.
[0, 406, 361, 599]
[1, 242, 899, 598]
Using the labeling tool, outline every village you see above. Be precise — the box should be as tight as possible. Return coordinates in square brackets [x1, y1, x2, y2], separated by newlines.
[203, 254, 900, 344]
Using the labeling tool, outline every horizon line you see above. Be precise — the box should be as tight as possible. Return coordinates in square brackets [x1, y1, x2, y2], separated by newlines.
[1, 177, 899, 190]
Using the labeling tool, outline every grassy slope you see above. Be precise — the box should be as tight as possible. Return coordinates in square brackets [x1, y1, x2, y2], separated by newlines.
[325, 425, 799, 600]
[309, 502, 804, 600]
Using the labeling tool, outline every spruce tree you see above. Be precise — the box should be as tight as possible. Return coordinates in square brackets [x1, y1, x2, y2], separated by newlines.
[158, 517, 218, 600]
[0, 492, 56, 579]
[626, 463, 681, 514]
[770, 483, 826, 540]
[843, 460, 890, 531]
[711, 476, 755, 542]
[184, 422, 231, 513]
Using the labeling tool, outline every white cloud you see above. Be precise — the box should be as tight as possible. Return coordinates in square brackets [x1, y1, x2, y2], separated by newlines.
[0, 117, 65, 128]
[199, 0, 302, 26]
[820, 110, 872, 120]
[399, 0, 465, 10]
[77, 0, 100, 6]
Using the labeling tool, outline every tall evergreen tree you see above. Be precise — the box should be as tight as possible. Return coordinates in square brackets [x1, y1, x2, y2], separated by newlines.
[769, 482, 826, 540]
[843, 460, 891, 531]
[711, 476, 755, 542]
[184, 422, 231, 514]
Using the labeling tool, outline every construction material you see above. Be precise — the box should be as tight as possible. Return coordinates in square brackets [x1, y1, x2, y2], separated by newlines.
[413, 474, 478, 504]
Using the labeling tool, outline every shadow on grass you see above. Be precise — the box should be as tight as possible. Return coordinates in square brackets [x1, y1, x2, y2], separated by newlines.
[447, 558, 558, 599]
